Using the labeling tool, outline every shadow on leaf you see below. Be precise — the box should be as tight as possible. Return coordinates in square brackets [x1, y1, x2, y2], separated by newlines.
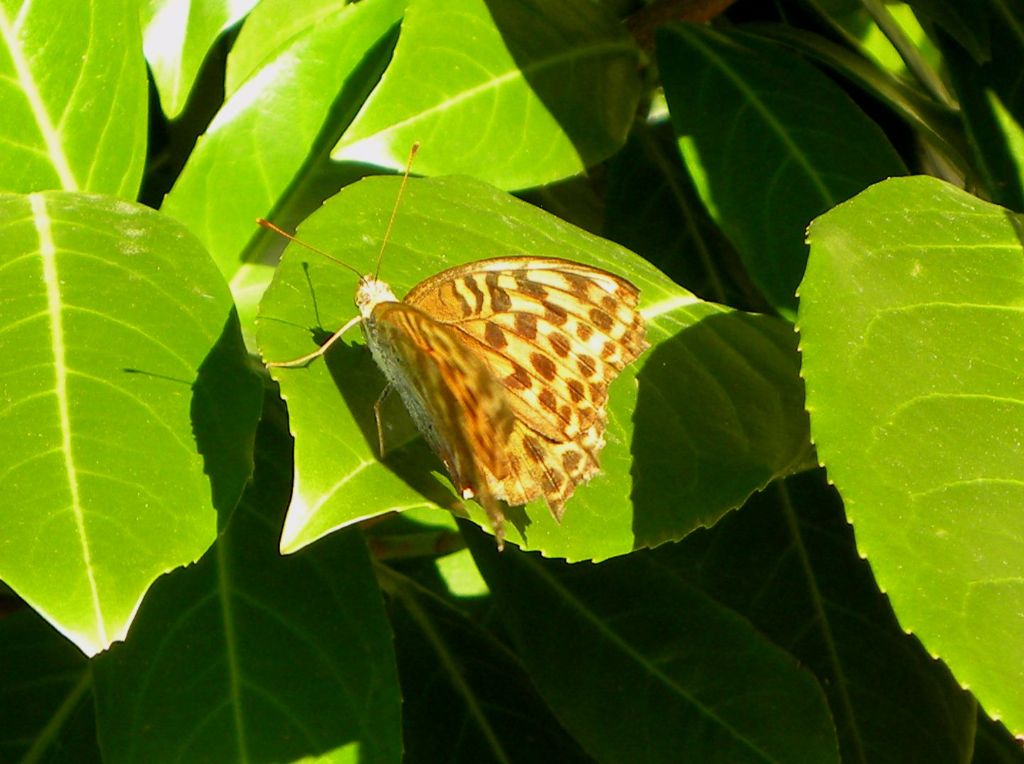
[631, 309, 812, 549]
[479, 0, 638, 177]
[92, 391, 401, 763]
[322, 339, 470, 516]
[191, 308, 264, 528]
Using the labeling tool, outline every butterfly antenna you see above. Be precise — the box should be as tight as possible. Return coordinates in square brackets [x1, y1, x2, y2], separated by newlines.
[373, 141, 421, 280]
[257, 218, 363, 280]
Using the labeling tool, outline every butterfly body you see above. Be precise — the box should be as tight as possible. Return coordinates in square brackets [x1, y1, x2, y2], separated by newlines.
[352, 257, 649, 544]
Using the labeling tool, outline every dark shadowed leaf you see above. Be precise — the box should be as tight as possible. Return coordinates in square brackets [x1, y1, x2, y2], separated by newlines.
[973, 710, 1024, 763]
[468, 524, 840, 764]
[383, 563, 591, 763]
[653, 471, 977, 764]
[906, 0, 991, 62]
[658, 23, 906, 317]
[0, 610, 99, 763]
[604, 122, 763, 311]
[92, 394, 402, 764]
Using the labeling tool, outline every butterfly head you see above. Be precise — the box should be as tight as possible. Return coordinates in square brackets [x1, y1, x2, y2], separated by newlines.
[356, 276, 398, 318]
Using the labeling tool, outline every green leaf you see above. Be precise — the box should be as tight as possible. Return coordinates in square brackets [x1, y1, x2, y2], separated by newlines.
[940, 0, 1024, 210]
[657, 471, 976, 764]
[92, 398, 402, 764]
[982, 1, 1024, 130]
[161, 0, 406, 280]
[905, 0, 991, 63]
[142, 0, 259, 119]
[805, 0, 935, 78]
[603, 122, 746, 308]
[987, 92, 1024, 205]
[0, 610, 99, 763]
[0, 0, 147, 197]
[467, 525, 841, 764]
[434, 546, 489, 597]
[230, 262, 276, 347]
[383, 565, 591, 763]
[973, 709, 1024, 763]
[0, 192, 259, 655]
[224, 0, 367, 93]
[331, 0, 642, 190]
[752, 21, 967, 177]
[256, 175, 811, 562]
[799, 175, 1024, 736]
[631, 305, 813, 548]
[658, 23, 906, 317]
[941, 33, 1024, 210]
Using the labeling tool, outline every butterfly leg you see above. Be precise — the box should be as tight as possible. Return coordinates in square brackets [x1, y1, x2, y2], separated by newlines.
[373, 384, 393, 459]
[265, 314, 362, 368]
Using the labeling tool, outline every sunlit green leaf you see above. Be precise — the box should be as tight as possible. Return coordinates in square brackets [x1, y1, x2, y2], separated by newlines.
[0, 0, 146, 197]
[0, 192, 259, 655]
[799, 175, 1024, 734]
[142, 0, 258, 119]
[331, 0, 642, 189]
[162, 0, 406, 281]
[2, 0, 1022, 758]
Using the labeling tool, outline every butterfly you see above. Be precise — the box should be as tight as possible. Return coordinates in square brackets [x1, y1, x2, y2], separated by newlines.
[262, 173, 647, 547]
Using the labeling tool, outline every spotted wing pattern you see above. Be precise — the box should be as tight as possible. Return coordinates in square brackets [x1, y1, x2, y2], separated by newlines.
[369, 301, 516, 541]
[403, 257, 648, 520]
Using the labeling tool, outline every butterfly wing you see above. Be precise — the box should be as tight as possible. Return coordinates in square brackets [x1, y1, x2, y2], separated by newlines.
[492, 419, 604, 521]
[369, 300, 516, 542]
[403, 257, 648, 516]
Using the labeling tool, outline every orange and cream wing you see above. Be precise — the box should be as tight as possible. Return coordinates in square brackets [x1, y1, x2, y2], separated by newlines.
[370, 301, 516, 541]
[403, 257, 649, 516]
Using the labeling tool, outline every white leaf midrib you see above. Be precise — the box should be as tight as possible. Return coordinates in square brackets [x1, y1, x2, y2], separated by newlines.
[0, 6, 79, 190]
[33, 193, 106, 642]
